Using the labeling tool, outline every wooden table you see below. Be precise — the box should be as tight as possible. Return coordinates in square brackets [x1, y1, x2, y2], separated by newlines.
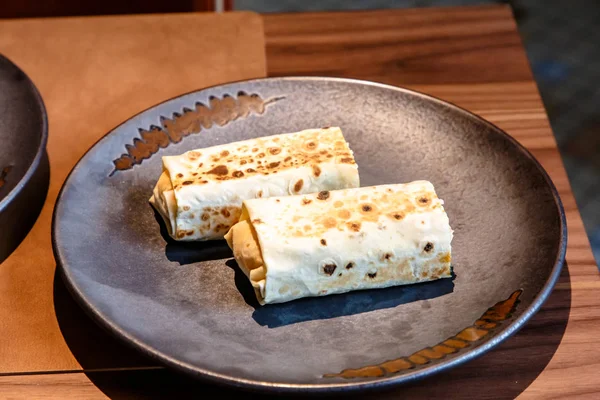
[2, 5, 599, 399]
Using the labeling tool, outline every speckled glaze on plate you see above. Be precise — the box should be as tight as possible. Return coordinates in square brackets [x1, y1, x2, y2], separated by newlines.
[0, 54, 49, 263]
[52, 77, 566, 394]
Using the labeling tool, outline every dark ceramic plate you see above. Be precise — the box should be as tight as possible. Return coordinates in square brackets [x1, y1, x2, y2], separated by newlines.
[0, 54, 49, 263]
[52, 77, 566, 394]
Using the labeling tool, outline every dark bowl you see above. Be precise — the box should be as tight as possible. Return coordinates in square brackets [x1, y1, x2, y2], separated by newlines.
[0, 54, 49, 263]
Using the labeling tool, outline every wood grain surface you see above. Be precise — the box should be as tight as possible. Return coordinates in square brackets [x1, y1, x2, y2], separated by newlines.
[1, 5, 599, 399]
[265, 5, 533, 85]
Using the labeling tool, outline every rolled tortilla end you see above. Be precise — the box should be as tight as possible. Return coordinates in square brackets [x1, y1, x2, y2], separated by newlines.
[224, 219, 267, 302]
[226, 181, 454, 305]
[150, 127, 359, 241]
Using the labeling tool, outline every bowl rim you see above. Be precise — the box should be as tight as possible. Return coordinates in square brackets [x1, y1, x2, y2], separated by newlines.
[0, 54, 49, 213]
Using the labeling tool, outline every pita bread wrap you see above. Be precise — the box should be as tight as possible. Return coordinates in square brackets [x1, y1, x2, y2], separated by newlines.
[225, 181, 453, 305]
[150, 127, 359, 241]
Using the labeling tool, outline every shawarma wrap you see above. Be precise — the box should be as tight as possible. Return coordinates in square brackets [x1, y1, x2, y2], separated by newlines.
[149, 127, 359, 241]
[225, 181, 453, 305]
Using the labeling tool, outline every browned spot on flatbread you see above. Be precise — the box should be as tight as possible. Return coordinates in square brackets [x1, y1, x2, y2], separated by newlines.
[214, 223, 230, 232]
[240, 160, 247, 165]
[257, 152, 266, 158]
[252, 147, 258, 152]
[221, 208, 230, 218]
[337, 209, 351, 219]
[207, 165, 228, 176]
[182, 181, 193, 185]
[424, 242, 434, 253]
[187, 151, 201, 160]
[333, 200, 343, 208]
[252, 218, 263, 224]
[345, 262, 355, 270]
[322, 217, 337, 229]
[268, 161, 280, 169]
[341, 157, 355, 164]
[293, 179, 304, 192]
[304, 141, 317, 151]
[269, 147, 281, 155]
[323, 263, 336, 276]
[177, 231, 185, 239]
[439, 252, 451, 263]
[418, 196, 431, 206]
[360, 204, 374, 213]
[347, 221, 361, 232]
[312, 164, 321, 177]
[201, 213, 210, 221]
[221, 150, 229, 157]
[367, 272, 377, 279]
[176, 173, 183, 178]
[183, 205, 190, 211]
[302, 198, 312, 205]
[246, 168, 256, 173]
[320, 239, 327, 246]
[317, 191, 330, 200]
[284, 156, 292, 162]
[232, 170, 244, 178]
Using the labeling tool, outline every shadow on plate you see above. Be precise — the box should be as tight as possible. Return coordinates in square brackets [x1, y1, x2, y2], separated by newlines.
[224, 259, 456, 328]
[53, 267, 155, 370]
[52, 263, 571, 399]
[152, 209, 233, 265]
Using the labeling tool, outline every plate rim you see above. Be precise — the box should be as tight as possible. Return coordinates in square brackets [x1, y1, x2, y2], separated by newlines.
[52, 76, 567, 394]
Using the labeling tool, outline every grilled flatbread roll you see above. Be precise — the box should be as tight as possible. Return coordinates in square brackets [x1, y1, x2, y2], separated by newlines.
[225, 181, 453, 305]
[150, 127, 359, 241]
